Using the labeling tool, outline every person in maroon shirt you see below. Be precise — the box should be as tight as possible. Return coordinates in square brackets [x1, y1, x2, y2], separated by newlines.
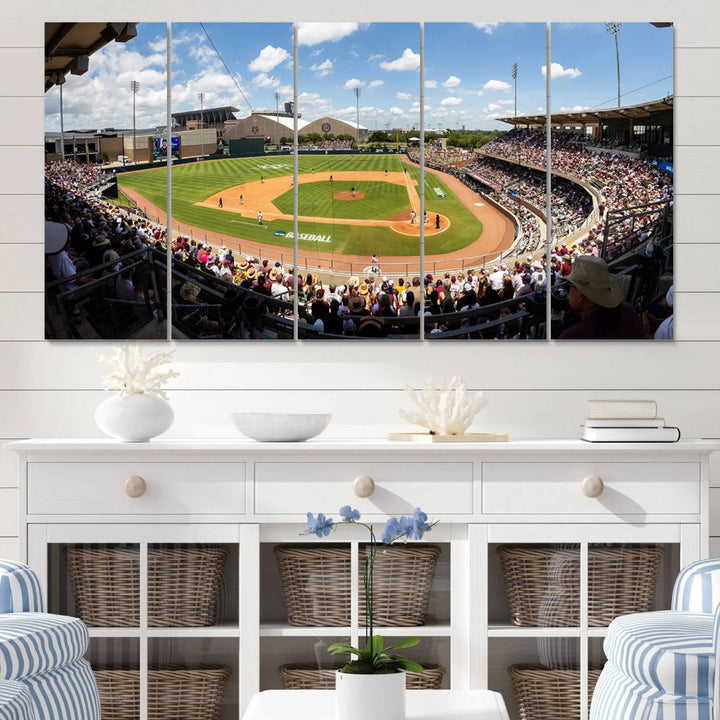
[558, 256, 646, 340]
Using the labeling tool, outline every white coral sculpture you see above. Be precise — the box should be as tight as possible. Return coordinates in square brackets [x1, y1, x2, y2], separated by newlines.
[98, 345, 180, 401]
[399, 376, 488, 436]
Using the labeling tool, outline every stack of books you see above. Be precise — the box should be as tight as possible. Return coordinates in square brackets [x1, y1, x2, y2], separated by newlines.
[582, 400, 681, 443]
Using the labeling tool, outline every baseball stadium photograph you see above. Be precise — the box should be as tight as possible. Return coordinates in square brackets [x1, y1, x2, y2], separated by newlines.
[44, 21, 673, 341]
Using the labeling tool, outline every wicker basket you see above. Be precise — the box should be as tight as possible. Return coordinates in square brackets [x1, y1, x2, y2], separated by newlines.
[274, 544, 441, 626]
[67, 544, 229, 627]
[508, 664, 601, 720]
[279, 663, 446, 689]
[497, 544, 664, 627]
[94, 665, 231, 720]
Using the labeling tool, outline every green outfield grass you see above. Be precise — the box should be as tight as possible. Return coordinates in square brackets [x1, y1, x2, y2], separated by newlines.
[274, 180, 409, 220]
[117, 154, 483, 257]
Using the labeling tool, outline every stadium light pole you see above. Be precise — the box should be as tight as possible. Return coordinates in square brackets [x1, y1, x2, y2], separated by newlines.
[55, 73, 66, 160]
[130, 80, 139, 163]
[355, 87, 361, 146]
[198, 92, 204, 157]
[511, 62, 518, 120]
[606, 23, 622, 108]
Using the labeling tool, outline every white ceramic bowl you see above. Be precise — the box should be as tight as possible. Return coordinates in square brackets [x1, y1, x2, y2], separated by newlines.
[231, 412, 332, 442]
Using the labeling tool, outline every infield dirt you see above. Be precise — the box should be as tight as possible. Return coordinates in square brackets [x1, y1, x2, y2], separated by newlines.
[197, 170, 449, 237]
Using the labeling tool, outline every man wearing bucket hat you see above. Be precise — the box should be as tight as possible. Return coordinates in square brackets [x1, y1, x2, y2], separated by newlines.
[558, 256, 645, 339]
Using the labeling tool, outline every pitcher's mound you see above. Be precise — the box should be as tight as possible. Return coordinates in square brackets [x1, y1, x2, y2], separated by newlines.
[334, 191, 364, 201]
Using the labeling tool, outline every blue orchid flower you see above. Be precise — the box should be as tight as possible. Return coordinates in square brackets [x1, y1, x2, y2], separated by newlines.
[339, 505, 361, 522]
[306, 512, 334, 537]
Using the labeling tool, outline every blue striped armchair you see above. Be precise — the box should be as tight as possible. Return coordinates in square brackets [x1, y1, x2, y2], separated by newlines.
[0, 560, 100, 720]
[590, 558, 720, 720]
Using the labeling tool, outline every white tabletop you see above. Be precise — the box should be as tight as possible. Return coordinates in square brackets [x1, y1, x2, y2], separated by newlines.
[242, 690, 510, 720]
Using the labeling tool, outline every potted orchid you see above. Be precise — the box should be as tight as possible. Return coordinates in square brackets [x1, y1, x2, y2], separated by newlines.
[303, 505, 436, 720]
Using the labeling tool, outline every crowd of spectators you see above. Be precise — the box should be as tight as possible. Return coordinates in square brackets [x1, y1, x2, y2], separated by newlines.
[45, 161, 167, 298]
[317, 139, 353, 150]
[459, 156, 593, 240]
[407, 145, 475, 171]
[481, 129, 672, 222]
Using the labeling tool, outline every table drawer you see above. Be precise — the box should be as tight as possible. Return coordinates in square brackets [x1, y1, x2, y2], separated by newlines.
[27, 462, 246, 514]
[255, 462, 473, 515]
[482, 462, 699, 516]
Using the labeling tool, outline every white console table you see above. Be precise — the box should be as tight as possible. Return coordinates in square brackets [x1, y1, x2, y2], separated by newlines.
[8, 439, 719, 720]
[242, 689, 510, 720]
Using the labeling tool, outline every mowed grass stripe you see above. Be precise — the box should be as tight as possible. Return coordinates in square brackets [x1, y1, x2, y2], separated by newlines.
[274, 180, 409, 220]
[118, 154, 483, 256]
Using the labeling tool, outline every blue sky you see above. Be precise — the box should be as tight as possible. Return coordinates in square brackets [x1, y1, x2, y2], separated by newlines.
[44, 22, 673, 133]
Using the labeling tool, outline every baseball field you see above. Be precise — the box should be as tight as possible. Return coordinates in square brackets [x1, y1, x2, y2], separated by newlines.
[118, 154, 486, 257]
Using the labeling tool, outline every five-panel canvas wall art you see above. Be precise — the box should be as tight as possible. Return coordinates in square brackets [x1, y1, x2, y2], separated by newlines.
[44, 22, 674, 340]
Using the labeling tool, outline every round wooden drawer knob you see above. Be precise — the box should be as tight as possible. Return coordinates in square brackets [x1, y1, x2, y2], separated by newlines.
[124, 475, 147, 498]
[353, 475, 375, 498]
[582, 475, 604, 498]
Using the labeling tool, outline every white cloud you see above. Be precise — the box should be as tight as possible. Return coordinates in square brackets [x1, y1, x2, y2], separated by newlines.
[536, 106, 545, 113]
[148, 37, 166, 53]
[425, 80, 438, 89]
[45, 40, 171, 131]
[494, 99, 513, 106]
[310, 59, 334, 77]
[298, 91, 322, 104]
[389, 106, 404, 115]
[252, 73, 280, 89]
[473, 23, 499, 34]
[276, 84, 293, 97]
[248, 45, 290, 73]
[368, 53, 384, 61]
[560, 105, 591, 113]
[368, 80, 384, 88]
[442, 75, 461, 88]
[441, 96, 463, 106]
[310, 48, 323, 57]
[379, 48, 420, 72]
[487, 102, 508, 113]
[297, 23, 360, 46]
[409, 102, 431, 112]
[396, 92, 412, 100]
[483, 79, 511, 92]
[541, 62, 582, 79]
[334, 105, 359, 118]
[344, 78, 365, 89]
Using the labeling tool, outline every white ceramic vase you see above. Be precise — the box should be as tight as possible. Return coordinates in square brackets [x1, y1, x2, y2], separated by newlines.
[95, 393, 174, 443]
[335, 670, 405, 720]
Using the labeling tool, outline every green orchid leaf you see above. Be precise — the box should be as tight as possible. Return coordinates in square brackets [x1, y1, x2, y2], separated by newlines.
[328, 643, 360, 656]
[368, 635, 385, 655]
[383, 637, 420, 652]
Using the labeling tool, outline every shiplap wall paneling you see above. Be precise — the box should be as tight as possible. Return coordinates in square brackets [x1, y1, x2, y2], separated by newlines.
[0, 196, 43, 244]
[674, 195, 720, 245]
[0, 148, 42, 193]
[3, 342, 720, 391]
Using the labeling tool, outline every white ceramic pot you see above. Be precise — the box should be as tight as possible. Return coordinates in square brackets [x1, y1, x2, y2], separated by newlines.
[335, 670, 405, 720]
[95, 394, 174, 443]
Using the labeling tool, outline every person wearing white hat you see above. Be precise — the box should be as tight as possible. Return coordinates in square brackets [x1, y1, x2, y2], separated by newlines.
[45, 221, 89, 290]
[558, 255, 645, 339]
